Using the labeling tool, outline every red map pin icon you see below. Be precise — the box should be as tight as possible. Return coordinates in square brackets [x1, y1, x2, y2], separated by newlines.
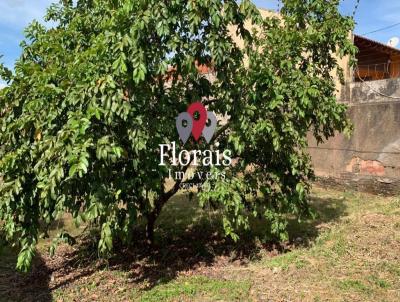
[187, 102, 207, 141]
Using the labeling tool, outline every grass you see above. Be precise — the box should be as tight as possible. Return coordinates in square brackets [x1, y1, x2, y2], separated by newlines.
[247, 188, 400, 301]
[337, 279, 371, 293]
[368, 275, 391, 289]
[0, 185, 399, 301]
[261, 249, 308, 270]
[134, 276, 251, 302]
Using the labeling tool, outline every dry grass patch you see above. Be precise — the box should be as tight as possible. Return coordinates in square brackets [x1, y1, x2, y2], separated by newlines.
[0, 186, 399, 301]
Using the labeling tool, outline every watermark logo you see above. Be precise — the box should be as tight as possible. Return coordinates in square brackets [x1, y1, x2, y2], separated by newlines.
[160, 102, 231, 190]
[176, 102, 217, 144]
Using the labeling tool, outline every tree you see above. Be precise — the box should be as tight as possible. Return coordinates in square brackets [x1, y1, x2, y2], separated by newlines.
[0, 0, 355, 271]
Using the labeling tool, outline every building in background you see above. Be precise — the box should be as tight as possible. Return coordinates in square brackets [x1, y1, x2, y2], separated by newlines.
[310, 34, 400, 195]
[204, 9, 400, 194]
[354, 35, 400, 82]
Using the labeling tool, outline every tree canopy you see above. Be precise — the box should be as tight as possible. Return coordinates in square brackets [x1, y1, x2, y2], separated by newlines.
[0, 0, 355, 271]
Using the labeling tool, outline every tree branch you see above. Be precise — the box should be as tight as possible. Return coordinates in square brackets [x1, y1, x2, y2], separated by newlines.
[146, 122, 232, 243]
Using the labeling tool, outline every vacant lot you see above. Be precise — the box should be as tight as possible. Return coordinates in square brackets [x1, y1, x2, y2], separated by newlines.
[1, 186, 399, 302]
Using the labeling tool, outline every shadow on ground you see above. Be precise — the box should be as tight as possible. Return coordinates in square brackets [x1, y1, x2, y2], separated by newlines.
[286, 194, 348, 245]
[0, 247, 51, 302]
[0, 188, 348, 298]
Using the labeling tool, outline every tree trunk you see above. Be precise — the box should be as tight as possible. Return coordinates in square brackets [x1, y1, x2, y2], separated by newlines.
[146, 212, 156, 246]
[144, 177, 186, 245]
[145, 196, 166, 246]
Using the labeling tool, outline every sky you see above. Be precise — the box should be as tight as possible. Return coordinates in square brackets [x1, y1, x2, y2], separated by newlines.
[1, 0, 400, 88]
